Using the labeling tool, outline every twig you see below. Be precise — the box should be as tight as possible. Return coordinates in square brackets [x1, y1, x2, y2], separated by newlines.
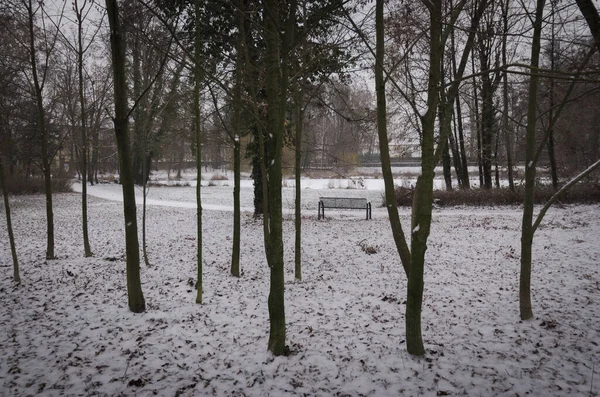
[591, 361, 595, 396]
[122, 357, 130, 381]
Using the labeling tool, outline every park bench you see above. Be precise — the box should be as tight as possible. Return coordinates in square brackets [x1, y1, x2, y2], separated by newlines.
[318, 197, 372, 220]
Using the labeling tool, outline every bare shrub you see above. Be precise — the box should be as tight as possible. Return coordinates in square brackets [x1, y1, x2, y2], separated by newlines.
[390, 182, 600, 207]
[1, 177, 73, 194]
[210, 174, 228, 181]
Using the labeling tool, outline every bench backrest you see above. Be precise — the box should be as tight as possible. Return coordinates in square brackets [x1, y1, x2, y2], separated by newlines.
[319, 197, 368, 209]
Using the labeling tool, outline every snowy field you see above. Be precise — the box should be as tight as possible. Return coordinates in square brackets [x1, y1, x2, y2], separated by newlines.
[0, 181, 599, 396]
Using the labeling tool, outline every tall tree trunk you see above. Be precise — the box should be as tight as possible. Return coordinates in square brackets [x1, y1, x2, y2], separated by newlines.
[455, 95, 470, 188]
[547, 126, 558, 190]
[374, 0, 411, 278]
[26, 0, 54, 259]
[405, 0, 444, 357]
[450, 13, 470, 189]
[494, 134, 500, 188]
[442, 139, 452, 191]
[142, 158, 151, 267]
[449, 117, 464, 189]
[520, 0, 545, 321]
[439, 53, 453, 191]
[264, 0, 296, 356]
[480, 71, 494, 189]
[76, 2, 93, 257]
[439, 81, 453, 191]
[230, 0, 244, 278]
[106, 0, 145, 313]
[547, 6, 558, 191]
[231, 137, 241, 277]
[0, 157, 19, 283]
[90, 125, 99, 185]
[502, 0, 515, 192]
[194, 0, 203, 304]
[294, 86, 303, 281]
[472, 61, 484, 188]
[132, 23, 144, 187]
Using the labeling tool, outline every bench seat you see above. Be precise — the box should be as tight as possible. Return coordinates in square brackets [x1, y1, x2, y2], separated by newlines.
[318, 197, 372, 220]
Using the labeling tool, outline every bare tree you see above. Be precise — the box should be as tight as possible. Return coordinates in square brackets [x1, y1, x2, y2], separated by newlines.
[19, 0, 63, 259]
[106, 0, 146, 313]
[369, 0, 487, 355]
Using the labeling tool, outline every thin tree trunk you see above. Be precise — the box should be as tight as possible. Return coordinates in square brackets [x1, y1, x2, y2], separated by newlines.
[142, 157, 150, 267]
[294, 86, 303, 281]
[231, 138, 241, 277]
[502, 0, 515, 192]
[0, 157, 19, 283]
[494, 135, 500, 188]
[26, 0, 54, 259]
[405, 0, 444, 357]
[472, 57, 484, 188]
[106, 0, 145, 313]
[442, 140, 452, 191]
[194, 0, 203, 304]
[547, 7, 558, 191]
[455, 95, 470, 188]
[449, 114, 464, 189]
[91, 126, 99, 185]
[76, 3, 92, 257]
[230, 0, 244, 278]
[374, 0, 411, 277]
[480, 71, 494, 189]
[547, 127, 558, 190]
[450, 16, 470, 189]
[439, 54, 453, 191]
[520, 0, 545, 321]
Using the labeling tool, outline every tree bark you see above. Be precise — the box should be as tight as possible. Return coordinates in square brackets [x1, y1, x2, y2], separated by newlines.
[75, 1, 93, 257]
[230, 0, 244, 278]
[520, 0, 545, 321]
[142, 158, 151, 267]
[375, 0, 411, 277]
[294, 86, 303, 281]
[194, 0, 203, 304]
[0, 157, 19, 283]
[449, 10, 470, 189]
[26, 0, 54, 259]
[439, 82, 453, 191]
[472, 56, 484, 188]
[502, 0, 515, 192]
[404, 0, 445, 357]
[264, 0, 296, 356]
[547, 7, 558, 191]
[106, 0, 146, 313]
[479, 56, 494, 189]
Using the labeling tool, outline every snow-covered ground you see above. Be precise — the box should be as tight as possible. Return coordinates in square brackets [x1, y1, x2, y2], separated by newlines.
[0, 181, 599, 396]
